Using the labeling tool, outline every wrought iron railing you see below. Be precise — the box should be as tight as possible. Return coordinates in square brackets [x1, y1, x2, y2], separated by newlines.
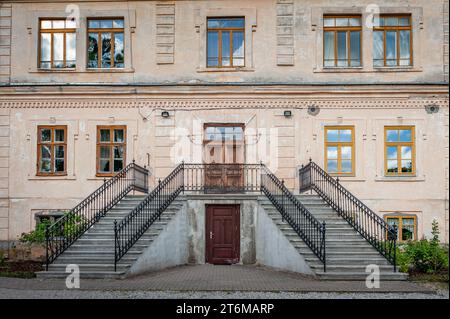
[45, 161, 149, 270]
[114, 163, 184, 270]
[261, 165, 326, 271]
[183, 163, 261, 193]
[299, 159, 397, 271]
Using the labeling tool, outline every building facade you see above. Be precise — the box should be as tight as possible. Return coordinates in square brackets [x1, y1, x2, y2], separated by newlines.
[0, 0, 449, 251]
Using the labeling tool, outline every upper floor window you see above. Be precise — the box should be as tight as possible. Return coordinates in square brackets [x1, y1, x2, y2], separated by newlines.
[384, 126, 415, 175]
[323, 16, 361, 67]
[87, 18, 124, 68]
[373, 15, 412, 67]
[97, 126, 126, 176]
[324, 126, 355, 175]
[207, 17, 245, 68]
[39, 19, 76, 69]
[37, 126, 67, 175]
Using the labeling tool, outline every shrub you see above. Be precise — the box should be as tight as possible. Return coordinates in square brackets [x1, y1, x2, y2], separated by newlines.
[19, 219, 52, 244]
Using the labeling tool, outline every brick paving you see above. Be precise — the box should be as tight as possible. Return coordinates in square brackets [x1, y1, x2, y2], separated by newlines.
[0, 264, 438, 294]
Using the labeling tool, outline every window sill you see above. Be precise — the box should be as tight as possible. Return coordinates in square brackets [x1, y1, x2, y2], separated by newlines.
[372, 66, 422, 72]
[314, 67, 363, 73]
[313, 66, 422, 73]
[374, 175, 425, 182]
[31, 68, 77, 73]
[197, 67, 255, 73]
[85, 68, 135, 73]
[29, 175, 76, 181]
[30, 68, 135, 74]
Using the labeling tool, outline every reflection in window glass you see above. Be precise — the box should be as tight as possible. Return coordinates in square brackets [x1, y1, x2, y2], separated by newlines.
[385, 127, 415, 175]
[39, 19, 76, 68]
[87, 18, 124, 68]
[325, 127, 354, 175]
[97, 126, 126, 175]
[37, 126, 67, 175]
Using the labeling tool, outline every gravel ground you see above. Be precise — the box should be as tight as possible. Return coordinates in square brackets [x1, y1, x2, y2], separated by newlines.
[0, 288, 448, 299]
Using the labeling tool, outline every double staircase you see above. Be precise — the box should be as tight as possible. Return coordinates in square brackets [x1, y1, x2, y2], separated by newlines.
[38, 161, 406, 281]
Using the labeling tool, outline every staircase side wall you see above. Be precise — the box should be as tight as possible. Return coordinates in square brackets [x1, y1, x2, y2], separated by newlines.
[256, 204, 314, 275]
[126, 203, 189, 276]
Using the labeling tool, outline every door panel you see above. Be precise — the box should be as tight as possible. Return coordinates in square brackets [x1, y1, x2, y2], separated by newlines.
[205, 205, 240, 264]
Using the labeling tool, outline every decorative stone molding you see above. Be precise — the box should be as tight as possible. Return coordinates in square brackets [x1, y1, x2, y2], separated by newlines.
[0, 3, 11, 84]
[1, 98, 448, 110]
[156, 1, 175, 64]
[276, 0, 295, 66]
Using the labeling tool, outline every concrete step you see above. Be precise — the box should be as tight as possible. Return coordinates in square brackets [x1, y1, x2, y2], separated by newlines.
[48, 263, 131, 272]
[54, 255, 138, 264]
[309, 264, 395, 273]
[36, 270, 125, 279]
[315, 271, 408, 281]
[305, 257, 391, 265]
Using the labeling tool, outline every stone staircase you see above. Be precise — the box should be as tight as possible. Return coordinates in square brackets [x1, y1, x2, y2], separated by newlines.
[259, 194, 408, 281]
[37, 195, 185, 279]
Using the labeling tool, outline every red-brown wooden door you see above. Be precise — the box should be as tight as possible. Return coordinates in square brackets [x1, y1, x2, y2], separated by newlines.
[205, 205, 240, 264]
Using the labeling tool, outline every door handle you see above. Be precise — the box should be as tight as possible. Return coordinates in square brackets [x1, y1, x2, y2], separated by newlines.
[210, 231, 214, 239]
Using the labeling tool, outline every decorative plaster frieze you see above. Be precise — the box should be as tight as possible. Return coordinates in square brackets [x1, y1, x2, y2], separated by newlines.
[276, 0, 295, 66]
[0, 98, 448, 109]
[156, 1, 175, 64]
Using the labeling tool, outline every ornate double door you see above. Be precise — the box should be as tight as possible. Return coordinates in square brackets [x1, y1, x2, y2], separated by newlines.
[203, 124, 245, 193]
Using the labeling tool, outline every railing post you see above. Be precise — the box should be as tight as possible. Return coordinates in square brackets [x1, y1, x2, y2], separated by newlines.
[393, 224, 397, 272]
[158, 179, 162, 221]
[281, 179, 285, 218]
[132, 159, 136, 195]
[182, 161, 185, 194]
[114, 220, 117, 272]
[45, 224, 49, 271]
[103, 178, 107, 217]
[322, 221, 326, 273]
[309, 158, 312, 194]
[336, 177, 340, 215]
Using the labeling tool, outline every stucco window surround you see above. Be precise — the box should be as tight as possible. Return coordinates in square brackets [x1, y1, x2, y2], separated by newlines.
[373, 119, 425, 182]
[382, 212, 420, 242]
[27, 120, 78, 180]
[311, 6, 423, 73]
[194, 7, 257, 72]
[86, 119, 138, 180]
[310, 119, 368, 181]
[27, 9, 135, 73]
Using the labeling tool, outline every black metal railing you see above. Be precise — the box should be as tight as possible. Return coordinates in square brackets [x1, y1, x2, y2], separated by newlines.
[114, 163, 184, 270]
[299, 159, 397, 271]
[45, 161, 148, 270]
[261, 165, 326, 271]
[183, 163, 261, 193]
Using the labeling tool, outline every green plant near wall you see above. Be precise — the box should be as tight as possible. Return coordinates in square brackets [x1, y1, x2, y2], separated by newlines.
[19, 212, 88, 244]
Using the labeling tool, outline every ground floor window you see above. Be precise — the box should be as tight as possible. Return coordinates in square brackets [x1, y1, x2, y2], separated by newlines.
[96, 125, 126, 176]
[37, 125, 67, 175]
[324, 126, 355, 175]
[385, 215, 417, 242]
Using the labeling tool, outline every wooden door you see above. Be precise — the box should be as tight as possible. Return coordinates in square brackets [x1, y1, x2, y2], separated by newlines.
[203, 124, 245, 193]
[205, 205, 240, 264]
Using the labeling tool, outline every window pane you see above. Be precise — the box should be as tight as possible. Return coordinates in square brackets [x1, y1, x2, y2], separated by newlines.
[40, 33, 51, 68]
[100, 20, 113, 28]
[324, 31, 335, 66]
[387, 160, 398, 172]
[402, 218, 415, 240]
[208, 18, 244, 28]
[327, 160, 338, 173]
[323, 18, 334, 27]
[41, 129, 51, 142]
[349, 17, 361, 26]
[114, 146, 124, 159]
[100, 146, 110, 159]
[386, 130, 398, 142]
[350, 31, 361, 66]
[373, 31, 384, 66]
[40, 159, 51, 173]
[401, 146, 412, 160]
[386, 31, 397, 66]
[326, 129, 339, 142]
[114, 32, 124, 68]
[88, 20, 100, 28]
[99, 159, 110, 172]
[387, 146, 397, 159]
[327, 146, 338, 159]
[52, 20, 65, 29]
[41, 20, 52, 29]
[386, 218, 400, 240]
[339, 129, 352, 142]
[114, 129, 124, 143]
[221, 31, 230, 66]
[399, 129, 412, 142]
[399, 30, 410, 66]
[207, 31, 219, 67]
[54, 129, 65, 142]
[66, 19, 76, 29]
[399, 17, 410, 26]
[232, 31, 244, 66]
[114, 160, 124, 172]
[341, 146, 352, 159]
[88, 33, 98, 68]
[336, 18, 348, 27]
[53, 33, 64, 68]
[54, 145, 64, 158]
[66, 32, 76, 67]
[55, 159, 65, 172]
[337, 31, 348, 66]
[41, 145, 51, 158]
[100, 129, 110, 142]
[341, 160, 352, 173]
[101, 33, 111, 68]
[113, 19, 124, 28]
[385, 17, 398, 26]
[401, 160, 413, 172]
